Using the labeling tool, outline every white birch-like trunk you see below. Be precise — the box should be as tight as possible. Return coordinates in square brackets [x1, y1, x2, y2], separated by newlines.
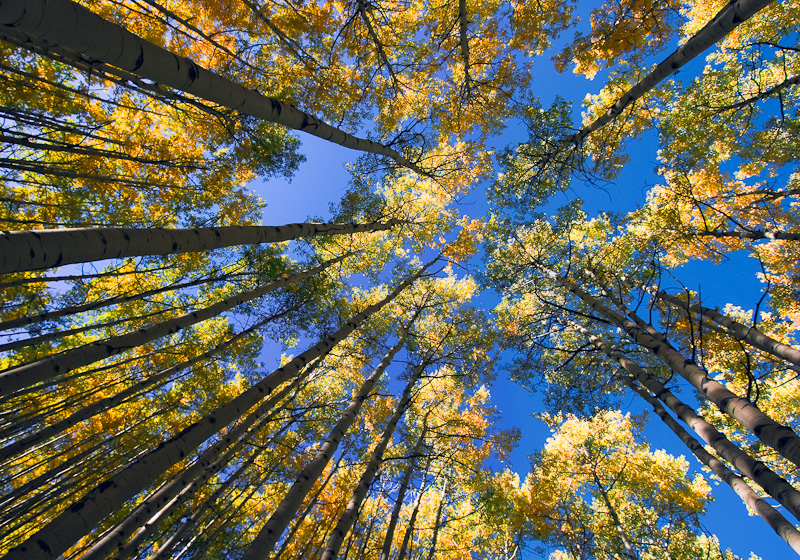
[315, 360, 429, 560]
[2, 260, 431, 560]
[696, 229, 800, 241]
[0, 0, 425, 173]
[380, 434, 424, 560]
[77, 359, 314, 560]
[548, 268, 800, 468]
[557, 0, 775, 150]
[0, 256, 344, 397]
[240, 321, 414, 557]
[0, 220, 397, 274]
[0, 312, 280, 464]
[623, 376, 800, 554]
[567, 318, 800, 523]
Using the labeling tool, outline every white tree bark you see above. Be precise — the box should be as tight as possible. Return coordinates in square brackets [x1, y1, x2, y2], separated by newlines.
[315, 359, 429, 560]
[624, 375, 800, 555]
[0, 219, 399, 274]
[241, 319, 414, 556]
[2, 260, 432, 560]
[547, 268, 800, 469]
[0, 0, 425, 173]
[558, 0, 776, 150]
[567, 317, 800, 524]
[0, 256, 345, 397]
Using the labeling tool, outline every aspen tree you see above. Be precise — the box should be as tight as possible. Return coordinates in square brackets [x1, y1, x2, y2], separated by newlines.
[0, 255, 345, 396]
[1, 259, 434, 560]
[566, 317, 800, 545]
[0, 0, 426, 173]
[0, 220, 400, 274]
[239, 316, 417, 557]
[314, 357, 431, 560]
[544, 265, 800, 469]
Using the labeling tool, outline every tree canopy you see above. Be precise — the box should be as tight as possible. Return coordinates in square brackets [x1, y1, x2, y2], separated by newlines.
[0, 0, 799, 558]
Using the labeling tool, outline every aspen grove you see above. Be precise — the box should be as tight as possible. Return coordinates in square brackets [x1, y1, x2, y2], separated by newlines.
[0, 0, 798, 558]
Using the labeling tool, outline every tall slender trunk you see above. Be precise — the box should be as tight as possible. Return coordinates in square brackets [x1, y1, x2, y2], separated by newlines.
[547, 267, 800, 468]
[0, 271, 239, 332]
[77, 359, 316, 560]
[646, 286, 800, 368]
[556, 0, 776, 151]
[696, 229, 800, 241]
[566, 317, 800, 523]
[592, 470, 639, 560]
[273, 450, 349, 560]
[0, 310, 286, 464]
[624, 376, 800, 554]
[151, 415, 300, 560]
[425, 478, 448, 560]
[380, 434, 425, 560]
[0, 0, 425, 174]
[2, 261, 431, 560]
[0, 256, 343, 397]
[396, 468, 431, 560]
[0, 219, 396, 274]
[316, 359, 431, 560]
[240, 318, 416, 557]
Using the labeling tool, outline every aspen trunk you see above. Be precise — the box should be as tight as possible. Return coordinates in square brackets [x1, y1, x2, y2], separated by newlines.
[0, 220, 394, 274]
[150, 409, 306, 560]
[568, 317, 800, 523]
[380, 434, 424, 560]
[0, 312, 283, 464]
[0, 0, 424, 174]
[696, 229, 800, 241]
[240, 322, 413, 557]
[0, 256, 343, 397]
[77, 361, 314, 560]
[273, 451, 349, 560]
[647, 287, 800, 368]
[557, 0, 776, 151]
[316, 359, 430, 560]
[548, 268, 800, 468]
[624, 376, 800, 554]
[2, 261, 430, 560]
[0, 271, 237, 332]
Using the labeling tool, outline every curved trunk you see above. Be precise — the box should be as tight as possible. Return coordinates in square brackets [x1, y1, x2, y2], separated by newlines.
[2, 261, 431, 560]
[0, 220, 395, 274]
[0, 0, 425, 174]
[0, 256, 344, 397]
